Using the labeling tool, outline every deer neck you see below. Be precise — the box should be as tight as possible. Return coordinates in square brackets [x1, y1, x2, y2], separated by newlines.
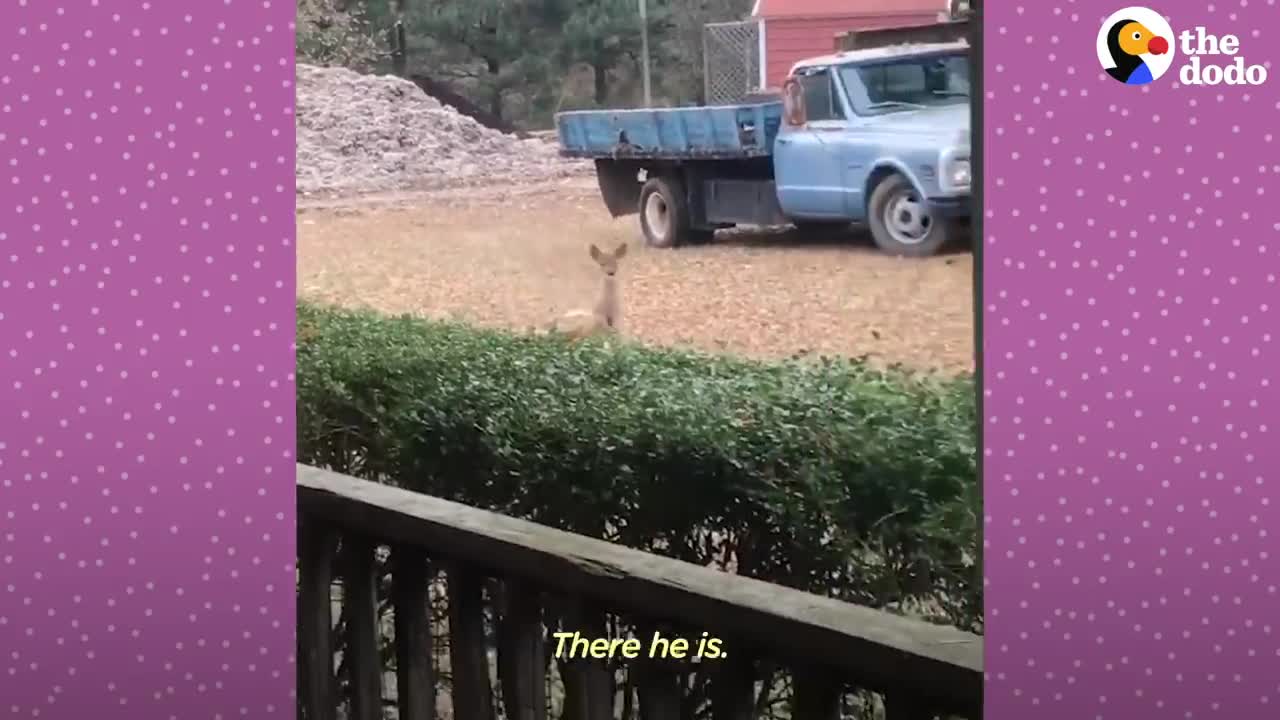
[594, 274, 619, 327]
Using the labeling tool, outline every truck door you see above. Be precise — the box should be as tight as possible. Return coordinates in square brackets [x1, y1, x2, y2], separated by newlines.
[773, 67, 851, 219]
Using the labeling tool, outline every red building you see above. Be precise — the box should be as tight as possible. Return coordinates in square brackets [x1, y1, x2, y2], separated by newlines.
[752, 0, 948, 88]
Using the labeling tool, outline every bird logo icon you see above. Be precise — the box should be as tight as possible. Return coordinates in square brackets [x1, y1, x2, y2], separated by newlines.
[1096, 7, 1176, 85]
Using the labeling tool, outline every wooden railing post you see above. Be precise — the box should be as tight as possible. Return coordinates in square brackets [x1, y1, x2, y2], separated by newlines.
[497, 580, 547, 720]
[448, 566, 496, 720]
[344, 536, 384, 720]
[633, 622, 681, 719]
[298, 521, 339, 720]
[791, 669, 843, 720]
[634, 663, 680, 719]
[559, 599, 614, 720]
[709, 652, 756, 720]
[392, 548, 435, 720]
[884, 693, 940, 720]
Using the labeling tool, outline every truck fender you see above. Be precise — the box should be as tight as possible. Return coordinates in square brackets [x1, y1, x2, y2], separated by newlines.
[594, 159, 644, 218]
[863, 159, 929, 209]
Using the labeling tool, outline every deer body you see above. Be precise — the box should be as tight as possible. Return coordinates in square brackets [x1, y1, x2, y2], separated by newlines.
[593, 273, 620, 327]
[548, 243, 627, 340]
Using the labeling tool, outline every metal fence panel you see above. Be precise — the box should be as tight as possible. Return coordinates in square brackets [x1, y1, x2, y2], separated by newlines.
[703, 20, 760, 106]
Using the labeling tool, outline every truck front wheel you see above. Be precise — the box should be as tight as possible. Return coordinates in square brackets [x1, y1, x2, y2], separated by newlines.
[867, 174, 951, 257]
[638, 176, 711, 248]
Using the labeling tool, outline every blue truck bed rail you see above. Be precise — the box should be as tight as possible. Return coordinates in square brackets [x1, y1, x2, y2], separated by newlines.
[556, 102, 784, 160]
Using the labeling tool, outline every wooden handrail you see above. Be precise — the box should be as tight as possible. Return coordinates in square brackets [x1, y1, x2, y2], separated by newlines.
[297, 463, 983, 719]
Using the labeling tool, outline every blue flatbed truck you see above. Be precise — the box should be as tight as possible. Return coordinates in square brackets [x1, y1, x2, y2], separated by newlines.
[554, 33, 971, 257]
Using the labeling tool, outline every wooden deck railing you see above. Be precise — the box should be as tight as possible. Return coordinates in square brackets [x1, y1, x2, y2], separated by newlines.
[296, 464, 983, 720]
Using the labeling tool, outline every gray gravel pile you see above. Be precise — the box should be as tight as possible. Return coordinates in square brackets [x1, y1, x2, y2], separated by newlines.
[295, 64, 588, 195]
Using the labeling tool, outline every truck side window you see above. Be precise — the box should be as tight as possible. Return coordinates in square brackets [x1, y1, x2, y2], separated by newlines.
[798, 70, 844, 121]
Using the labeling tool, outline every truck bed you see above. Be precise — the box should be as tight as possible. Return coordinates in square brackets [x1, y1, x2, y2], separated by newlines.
[555, 102, 784, 160]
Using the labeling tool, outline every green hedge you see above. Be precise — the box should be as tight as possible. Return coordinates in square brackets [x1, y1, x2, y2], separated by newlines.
[297, 302, 981, 632]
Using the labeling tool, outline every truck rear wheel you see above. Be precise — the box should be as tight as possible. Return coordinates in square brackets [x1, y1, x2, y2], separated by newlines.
[638, 176, 710, 248]
[867, 174, 950, 257]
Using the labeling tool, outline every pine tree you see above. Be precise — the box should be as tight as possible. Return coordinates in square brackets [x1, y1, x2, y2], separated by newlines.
[408, 0, 561, 119]
[555, 0, 671, 106]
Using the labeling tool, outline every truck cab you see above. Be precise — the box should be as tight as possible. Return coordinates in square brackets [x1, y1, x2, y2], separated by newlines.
[774, 41, 971, 256]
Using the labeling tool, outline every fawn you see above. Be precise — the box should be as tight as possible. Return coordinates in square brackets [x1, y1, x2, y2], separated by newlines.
[548, 243, 628, 339]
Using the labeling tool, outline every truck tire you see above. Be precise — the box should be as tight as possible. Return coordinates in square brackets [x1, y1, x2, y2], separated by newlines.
[638, 176, 710, 248]
[867, 173, 951, 257]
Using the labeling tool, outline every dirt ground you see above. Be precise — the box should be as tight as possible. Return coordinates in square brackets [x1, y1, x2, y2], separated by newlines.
[296, 179, 975, 375]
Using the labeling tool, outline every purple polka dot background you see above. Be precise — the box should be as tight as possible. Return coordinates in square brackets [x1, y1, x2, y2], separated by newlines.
[984, 3, 1278, 719]
[0, 1, 295, 717]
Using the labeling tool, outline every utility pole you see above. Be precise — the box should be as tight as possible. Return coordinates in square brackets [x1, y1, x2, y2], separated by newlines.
[639, 0, 653, 106]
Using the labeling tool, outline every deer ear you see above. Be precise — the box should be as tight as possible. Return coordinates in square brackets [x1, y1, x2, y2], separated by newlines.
[589, 244, 602, 261]
[614, 242, 627, 259]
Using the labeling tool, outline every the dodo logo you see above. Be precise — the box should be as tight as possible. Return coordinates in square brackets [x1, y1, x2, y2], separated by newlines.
[1097, 7, 1269, 87]
[1097, 7, 1174, 85]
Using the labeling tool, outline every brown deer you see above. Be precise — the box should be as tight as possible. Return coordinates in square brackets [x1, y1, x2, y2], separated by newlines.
[547, 243, 627, 340]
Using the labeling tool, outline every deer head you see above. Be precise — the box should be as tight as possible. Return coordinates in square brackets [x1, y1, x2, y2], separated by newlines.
[589, 242, 627, 277]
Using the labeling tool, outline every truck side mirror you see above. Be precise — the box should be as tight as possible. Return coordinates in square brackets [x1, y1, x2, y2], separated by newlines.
[782, 77, 807, 126]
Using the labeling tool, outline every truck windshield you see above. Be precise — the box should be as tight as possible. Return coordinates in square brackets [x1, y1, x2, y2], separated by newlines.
[838, 52, 969, 116]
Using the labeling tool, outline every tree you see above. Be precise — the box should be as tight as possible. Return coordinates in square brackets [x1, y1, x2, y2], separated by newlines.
[660, 0, 754, 104]
[294, 0, 758, 125]
[554, 0, 672, 106]
[408, 0, 561, 119]
[296, 0, 384, 71]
